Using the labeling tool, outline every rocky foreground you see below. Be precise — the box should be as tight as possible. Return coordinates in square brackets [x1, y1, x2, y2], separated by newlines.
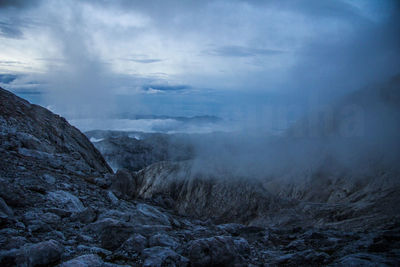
[1, 86, 400, 266]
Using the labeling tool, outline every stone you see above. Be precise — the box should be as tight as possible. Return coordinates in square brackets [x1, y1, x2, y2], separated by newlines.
[76, 245, 112, 257]
[42, 174, 56, 184]
[28, 220, 52, 233]
[71, 207, 97, 223]
[0, 197, 13, 216]
[110, 169, 136, 200]
[141, 246, 189, 267]
[107, 191, 119, 205]
[275, 249, 330, 266]
[333, 253, 392, 266]
[45, 208, 72, 218]
[94, 176, 112, 189]
[41, 212, 62, 225]
[183, 236, 250, 266]
[149, 233, 180, 250]
[133, 203, 171, 226]
[60, 254, 128, 267]
[0, 180, 27, 207]
[0, 240, 63, 267]
[85, 218, 131, 233]
[132, 225, 173, 237]
[47, 190, 85, 212]
[116, 234, 148, 259]
[216, 223, 245, 235]
[98, 221, 135, 250]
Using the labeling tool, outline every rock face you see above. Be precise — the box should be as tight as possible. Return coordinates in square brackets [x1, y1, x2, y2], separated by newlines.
[133, 159, 400, 231]
[134, 161, 290, 225]
[1, 87, 400, 266]
[85, 130, 193, 171]
[0, 87, 112, 176]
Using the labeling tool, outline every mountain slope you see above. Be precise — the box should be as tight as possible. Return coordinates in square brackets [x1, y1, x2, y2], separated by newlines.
[0, 87, 113, 176]
[1, 87, 399, 266]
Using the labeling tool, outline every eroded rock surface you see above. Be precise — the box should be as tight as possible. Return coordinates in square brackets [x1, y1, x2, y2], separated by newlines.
[1, 87, 399, 266]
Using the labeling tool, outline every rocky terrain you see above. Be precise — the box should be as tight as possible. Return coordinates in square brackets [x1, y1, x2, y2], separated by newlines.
[1, 86, 400, 266]
[85, 130, 193, 172]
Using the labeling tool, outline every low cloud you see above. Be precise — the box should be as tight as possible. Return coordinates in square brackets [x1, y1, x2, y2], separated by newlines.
[207, 45, 284, 58]
[0, 0, 42, 9]
[123, 58, 162, 64]
[142, 84, 190, 92]
[0, 20, 23, 38]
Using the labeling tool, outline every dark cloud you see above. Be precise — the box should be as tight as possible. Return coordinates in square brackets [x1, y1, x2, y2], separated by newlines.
[0, 0, 41, 9]
[285, 2, 400, 103]
[0, 20, 23, 38]
[0, 73, 18, 83]
[207, 45, 283, 58]
[0, 60, 24, 66]
[247, 0, 372, 23]
[142, 84, 191, 92]
[123, 58, 162, 64]
[1, 0, 399, 121]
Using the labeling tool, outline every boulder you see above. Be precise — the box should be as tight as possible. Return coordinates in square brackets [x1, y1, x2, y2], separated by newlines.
[60, 254, 128, 267]
[132, 203, 171, 226]
[98, 221, 135, 250]
[110, 169, 136, 200]
[0, 197, 13, 216]
[183, 236, 250, 266]
[333, 253, 392, 266]
[115, 234, 148, 259]
[0, 240, 63, 267]
[47, 190, 85, 212]
[71, 207, 97, 223]
[149, 233, 180, 249]
[141, 246, 189, 267]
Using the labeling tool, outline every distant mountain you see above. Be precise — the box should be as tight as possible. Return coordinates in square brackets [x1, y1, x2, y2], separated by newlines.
[116, 113, 222, 123]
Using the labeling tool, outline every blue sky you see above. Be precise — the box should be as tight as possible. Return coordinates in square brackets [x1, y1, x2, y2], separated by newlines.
[0, 0, 399, 120]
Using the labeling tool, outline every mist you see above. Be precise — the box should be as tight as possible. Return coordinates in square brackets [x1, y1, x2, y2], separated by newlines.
[1, 0, 400, 182]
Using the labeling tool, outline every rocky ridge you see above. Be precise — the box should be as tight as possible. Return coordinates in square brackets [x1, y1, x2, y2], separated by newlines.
[0, 87, 399, 266]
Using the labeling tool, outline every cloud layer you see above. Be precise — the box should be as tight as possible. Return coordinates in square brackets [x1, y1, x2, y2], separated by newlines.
[0, 0, 399, 120]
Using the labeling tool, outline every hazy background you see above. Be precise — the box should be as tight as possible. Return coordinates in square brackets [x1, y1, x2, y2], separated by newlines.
[1, 0, 399, 181]
[1, 0, 399, 132]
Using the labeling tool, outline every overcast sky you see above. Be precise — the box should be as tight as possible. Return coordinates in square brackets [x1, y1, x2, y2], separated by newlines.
[0, 0, 399, 119]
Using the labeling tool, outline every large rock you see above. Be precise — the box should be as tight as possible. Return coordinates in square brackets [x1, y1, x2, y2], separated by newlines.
[84, 217, 137, 251]
[47, 190, 85, 212]
[149, 233, 180, 249]
[0, 197, 13, 217]
[333, 253, 393, 266]
[116, 233, 148, 258]
[0, 240, 63, 267]
[183, 236, 250, 266]
[141, 246, 189, 267]
[60, 254, 128, 267]
[110, 169, 136, 200]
